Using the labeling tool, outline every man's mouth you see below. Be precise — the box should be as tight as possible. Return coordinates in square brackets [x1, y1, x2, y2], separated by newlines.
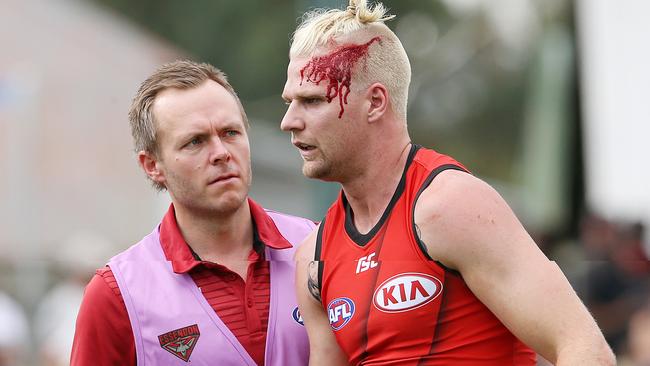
[209, 174, 238, 185]
[295, 142, 316, 151]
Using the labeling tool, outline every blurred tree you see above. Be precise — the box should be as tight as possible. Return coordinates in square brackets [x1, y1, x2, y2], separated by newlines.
[91, 0, 577, 221]
[92, 0, 298, 101]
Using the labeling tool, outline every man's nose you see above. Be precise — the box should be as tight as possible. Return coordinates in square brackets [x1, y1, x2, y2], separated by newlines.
[280, 102, 305, 132]
[209, 137, 230, 164]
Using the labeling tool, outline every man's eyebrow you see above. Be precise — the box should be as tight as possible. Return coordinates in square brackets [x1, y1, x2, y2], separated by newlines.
[220, 121, 246, 130]
[178, 128, 207, 138]
[296, 93, 325, 100]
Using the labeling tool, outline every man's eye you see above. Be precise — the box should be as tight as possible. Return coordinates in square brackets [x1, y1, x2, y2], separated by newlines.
[225, 130, 239, 137]
[186, 137, 202, 147]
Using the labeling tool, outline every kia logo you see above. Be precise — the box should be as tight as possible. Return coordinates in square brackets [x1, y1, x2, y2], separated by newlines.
[373, 273, 442, 313]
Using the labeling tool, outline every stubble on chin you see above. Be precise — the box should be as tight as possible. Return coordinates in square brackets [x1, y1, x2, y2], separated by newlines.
[194, 188, 249, 218]
[213, 177, 251, 212]
[212, 194, 248, 216]
[302, 160, 332, 181]
[172, 181, 249, 218]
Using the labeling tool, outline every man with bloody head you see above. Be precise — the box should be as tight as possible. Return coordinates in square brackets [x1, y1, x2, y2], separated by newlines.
[281, 1, 615, 365]
[71, 60, 313, 366]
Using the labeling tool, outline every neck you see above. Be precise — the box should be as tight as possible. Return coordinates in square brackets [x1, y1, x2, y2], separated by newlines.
[341, 139, 411, 234]
[173, 200, 254, 264]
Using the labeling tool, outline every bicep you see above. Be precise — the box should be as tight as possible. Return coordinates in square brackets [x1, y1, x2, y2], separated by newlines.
[463, 251, 604, 363]
[415, 172, 603, 362]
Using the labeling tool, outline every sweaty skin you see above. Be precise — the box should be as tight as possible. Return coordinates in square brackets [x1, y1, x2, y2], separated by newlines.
[300, 37, 381, 118]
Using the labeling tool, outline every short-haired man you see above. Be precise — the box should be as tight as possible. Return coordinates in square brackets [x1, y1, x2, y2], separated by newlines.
[281, 1, 615, 365]
[72, 60, 313, 365]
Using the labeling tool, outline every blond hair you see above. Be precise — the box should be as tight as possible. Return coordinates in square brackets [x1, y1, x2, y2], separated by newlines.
[290, 0, 411, 120]
[128, 60, 248, 190]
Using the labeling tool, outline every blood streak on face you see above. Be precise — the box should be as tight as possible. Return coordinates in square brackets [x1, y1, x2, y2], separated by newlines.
[300, 37, 381, 118]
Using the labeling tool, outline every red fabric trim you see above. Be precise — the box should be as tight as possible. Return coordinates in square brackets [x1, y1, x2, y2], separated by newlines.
[161, 198, 292, 274]
[248, 198, 293, 250]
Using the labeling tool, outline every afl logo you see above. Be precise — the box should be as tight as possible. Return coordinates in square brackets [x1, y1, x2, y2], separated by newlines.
[292, 306, 304, 326]
[373, 273, 442, 313]
[327, 297, 355, 331]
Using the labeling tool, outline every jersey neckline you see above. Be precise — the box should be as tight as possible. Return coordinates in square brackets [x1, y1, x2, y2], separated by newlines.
[342, 143, 420, 247]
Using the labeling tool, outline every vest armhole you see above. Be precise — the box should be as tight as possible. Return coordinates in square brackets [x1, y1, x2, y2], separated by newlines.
[314, 218, 325, 262]
[412, 164, 467, 276]
[313, 218, 326, 299]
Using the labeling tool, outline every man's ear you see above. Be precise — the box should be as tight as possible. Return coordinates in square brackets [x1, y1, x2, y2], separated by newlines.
[138, 151, 166, 186]
[366, 83, 389, 123]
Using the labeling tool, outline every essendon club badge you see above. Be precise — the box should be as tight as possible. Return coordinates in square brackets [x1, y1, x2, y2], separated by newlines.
[158, 324, 200, 362]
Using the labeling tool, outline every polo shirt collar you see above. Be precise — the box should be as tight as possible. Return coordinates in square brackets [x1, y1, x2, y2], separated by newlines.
[159, 198, 293, 274]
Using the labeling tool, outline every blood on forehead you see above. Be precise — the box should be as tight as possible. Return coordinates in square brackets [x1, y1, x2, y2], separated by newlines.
[300, 36, 381, 118]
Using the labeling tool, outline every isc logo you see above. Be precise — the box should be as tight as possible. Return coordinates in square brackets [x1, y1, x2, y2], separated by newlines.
[373, 273, 442, 313]
[327, 297, 355, 331]
[356, 252, 378, 274]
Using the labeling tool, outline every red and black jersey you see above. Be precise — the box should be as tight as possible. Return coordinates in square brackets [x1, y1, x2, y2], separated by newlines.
[316, 144, 536, 365]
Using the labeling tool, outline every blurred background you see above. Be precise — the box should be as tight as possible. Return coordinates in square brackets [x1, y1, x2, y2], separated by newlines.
[0, 0, 648, 365]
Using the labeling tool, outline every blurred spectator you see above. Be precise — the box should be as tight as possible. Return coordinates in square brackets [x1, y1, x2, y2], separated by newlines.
[0, 291, 29, 366]
[583, 215, 650, 354]
[581, 213, 619, 260]
[33, 231, 113, 366]
[619, 299, 650, 366]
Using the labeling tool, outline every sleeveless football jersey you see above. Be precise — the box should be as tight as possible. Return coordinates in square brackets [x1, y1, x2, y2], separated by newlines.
[317, 145, 536, 365]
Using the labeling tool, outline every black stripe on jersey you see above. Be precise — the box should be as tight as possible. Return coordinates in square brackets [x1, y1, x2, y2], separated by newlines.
[312, 218, 326, 299]
[411, 164, 468, 273]
[418, 270, 454, 365]
[314, 218, 326, 261]
[357, 219, 392, 365]
[343, 143, 420, 247]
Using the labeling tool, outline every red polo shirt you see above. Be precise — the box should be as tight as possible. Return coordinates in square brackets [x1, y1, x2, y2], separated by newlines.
[71, 199, 294, 366]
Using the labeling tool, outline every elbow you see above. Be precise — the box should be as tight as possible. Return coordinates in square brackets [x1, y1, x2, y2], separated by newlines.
[584, 338, 616, 366]
[554, 337, 616, 365]
[592, 331, 616, 366]
[597, 344, 616, 366]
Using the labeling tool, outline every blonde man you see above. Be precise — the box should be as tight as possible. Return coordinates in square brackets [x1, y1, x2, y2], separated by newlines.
[282, 1, 615, 365]
[72, 60, 313, 365]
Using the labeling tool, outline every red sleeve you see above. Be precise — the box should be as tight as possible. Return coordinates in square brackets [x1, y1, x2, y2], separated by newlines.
[70, 267, 136, 366]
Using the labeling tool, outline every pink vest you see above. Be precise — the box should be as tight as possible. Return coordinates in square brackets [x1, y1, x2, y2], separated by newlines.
[109, 211, 314, 365]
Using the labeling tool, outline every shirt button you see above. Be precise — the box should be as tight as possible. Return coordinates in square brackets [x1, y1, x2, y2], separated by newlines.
[247, 298, 254, 308]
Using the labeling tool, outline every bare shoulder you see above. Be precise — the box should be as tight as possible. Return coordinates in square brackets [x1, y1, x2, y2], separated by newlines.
[414, 169, 535, 271]
[415, 169, 501, 216]
[414, 168, 507, 237]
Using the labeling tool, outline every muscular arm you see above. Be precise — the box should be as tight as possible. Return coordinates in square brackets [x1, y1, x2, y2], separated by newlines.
[415, 170, 615, 366]
[295, 228, 349, 366]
